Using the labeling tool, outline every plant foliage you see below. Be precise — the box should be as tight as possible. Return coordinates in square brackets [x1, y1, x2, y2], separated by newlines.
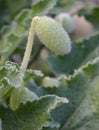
[0, 0, 99, 130]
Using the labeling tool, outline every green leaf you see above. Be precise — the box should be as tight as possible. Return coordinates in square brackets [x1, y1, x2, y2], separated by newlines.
[43, 57, 99, 129]
[49, 0, 75, 15]
[72, 119, 99, 130]
[0, 95, 68, 130]
[0, 61, 43, 100]
[32, 0, 58, 16]
[0, 61, 22, 87]
[48, 33, 99, 75]
[22, 56, 99, 129]
[23, 69, 44, 85]
[0, 61, 22, 99]
[6, 0, 31, 14]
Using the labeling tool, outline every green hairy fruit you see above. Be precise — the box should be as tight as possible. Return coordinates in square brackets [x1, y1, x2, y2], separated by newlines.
[20, 16, 71, 70]
[55, 13, 74, 33]
[35, 16, 71, 55]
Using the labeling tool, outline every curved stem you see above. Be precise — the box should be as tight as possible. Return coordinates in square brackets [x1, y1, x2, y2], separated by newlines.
[20, 16, 40, 70]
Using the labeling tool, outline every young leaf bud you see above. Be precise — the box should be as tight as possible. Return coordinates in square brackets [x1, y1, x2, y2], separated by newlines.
[55, 13, 74, 34]
[35, 16, 71, 55]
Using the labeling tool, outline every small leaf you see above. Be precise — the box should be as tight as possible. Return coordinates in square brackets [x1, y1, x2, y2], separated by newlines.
[0, 61, 22, 99]
[0, 95, 68, 130]
[32, 0, 58, 16]
[0, 61, 43, 100]
[23, 69, 43, 85]
[0, 61, 22, 87]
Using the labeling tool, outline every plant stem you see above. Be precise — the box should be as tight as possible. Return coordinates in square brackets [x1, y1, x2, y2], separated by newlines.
[20, 16, 40, 70]
[0, 56, 5, 66]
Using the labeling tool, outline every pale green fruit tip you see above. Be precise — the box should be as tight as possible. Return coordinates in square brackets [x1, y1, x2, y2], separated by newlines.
[35, 16, 71, 55]
[55, 13, 74, 34]
[42, 76, 60, 88]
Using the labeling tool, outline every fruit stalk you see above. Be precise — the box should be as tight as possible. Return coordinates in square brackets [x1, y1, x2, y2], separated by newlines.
[20, 17, 39, 70]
